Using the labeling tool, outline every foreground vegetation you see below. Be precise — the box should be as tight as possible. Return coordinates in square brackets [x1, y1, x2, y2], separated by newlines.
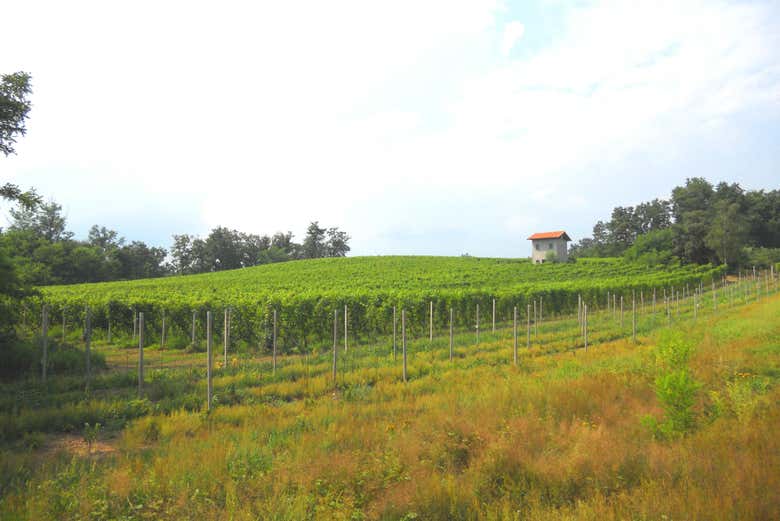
[1, 286, 778, 519]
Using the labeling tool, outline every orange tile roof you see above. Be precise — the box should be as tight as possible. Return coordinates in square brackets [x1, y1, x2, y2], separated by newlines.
[527, 231, 571, 241]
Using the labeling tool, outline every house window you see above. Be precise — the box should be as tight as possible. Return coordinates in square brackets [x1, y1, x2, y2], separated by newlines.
[535, 243, 540, 251]
[548, 243, 554, 250]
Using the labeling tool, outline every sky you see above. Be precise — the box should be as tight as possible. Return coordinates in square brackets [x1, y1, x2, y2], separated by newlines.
[2, 0, 779, 257]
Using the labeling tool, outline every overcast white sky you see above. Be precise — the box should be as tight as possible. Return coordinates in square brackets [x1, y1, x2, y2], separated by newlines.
[2, 0, 779, 256]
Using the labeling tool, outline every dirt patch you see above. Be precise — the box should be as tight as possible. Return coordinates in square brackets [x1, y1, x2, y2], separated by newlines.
[42, 433, 119, 459]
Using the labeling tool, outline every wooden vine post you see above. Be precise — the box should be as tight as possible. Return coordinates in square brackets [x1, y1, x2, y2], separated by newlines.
[613, 294, 617, 321]
[107, 308, 112, 345]
[584, 303, 588, 351]
[138, 312, 145, 398]
[160, 309, 166, 369]
[272, 309, 278, 374]
[332, 309, 337, 386]
[41, 304, 49, 383]
[85, 305, 92, 392]
[191, 311, 197, 350]
[392, 306, 397, 361]
[513, 305, 518, 366]
[632, 292, 636, 343]
[492, 298, 496, 333]
[449, 307, 454, 362]
[223, 308, 230, 367]
[344, 305, 348, 352]
[402, 309, 407, 383]
[206, 311, 213, 410]
[526, 304, 531, 349]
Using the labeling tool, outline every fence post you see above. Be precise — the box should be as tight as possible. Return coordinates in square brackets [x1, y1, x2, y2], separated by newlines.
[449, 307, 454, 362]
[85, 305, 92, 392]
[513, 306, 518, 366]
[402, 309, 407, 383]
[138, 312, 145, 398]
[206, 311, 213, 410]
[272, 308, 278, 374]
[41, 304, 49, 383]
[332, 309, 337, 386]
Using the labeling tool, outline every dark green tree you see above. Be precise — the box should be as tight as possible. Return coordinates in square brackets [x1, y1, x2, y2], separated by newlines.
[301, 222, 327, 259]
[0, 71, 32, 157]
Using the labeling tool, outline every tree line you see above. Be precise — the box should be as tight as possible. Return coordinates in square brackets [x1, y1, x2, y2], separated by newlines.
[570, 178, 780, 267]
[1, 200, 351, 285]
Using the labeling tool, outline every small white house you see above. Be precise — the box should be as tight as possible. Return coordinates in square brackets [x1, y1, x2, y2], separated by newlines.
[528, 231, 571, 264]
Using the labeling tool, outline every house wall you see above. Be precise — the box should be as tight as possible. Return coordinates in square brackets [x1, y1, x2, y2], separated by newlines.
[531, 238, 569, 263]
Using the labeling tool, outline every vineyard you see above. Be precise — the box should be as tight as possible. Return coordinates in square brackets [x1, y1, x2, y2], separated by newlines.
[34, 256, 726, 353]
[1, 257, 779, 520]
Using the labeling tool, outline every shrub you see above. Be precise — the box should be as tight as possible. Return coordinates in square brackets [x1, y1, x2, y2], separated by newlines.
[654, 369, 701, 436]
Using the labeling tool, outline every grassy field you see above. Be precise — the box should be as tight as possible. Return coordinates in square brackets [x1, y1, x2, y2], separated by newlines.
[1, 273, 778, 519]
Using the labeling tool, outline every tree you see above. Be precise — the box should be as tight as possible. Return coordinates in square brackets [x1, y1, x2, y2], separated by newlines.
[9, 200, 73, 242]
[115, 241, 168, 279]
[705, 200, 748, 266]
[326, 227, 350, 257]
[623, 228, 676, 266]
[0, 183, 40, 210]
[302, 222, 327, 259]
[202, 227, 245, 271]
[88, 225, 124, 252]
[0, 72, 32, 157]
